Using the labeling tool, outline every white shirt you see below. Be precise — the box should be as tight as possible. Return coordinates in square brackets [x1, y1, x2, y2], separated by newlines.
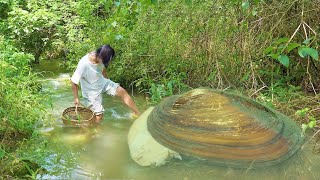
[71, 54, 108, 101]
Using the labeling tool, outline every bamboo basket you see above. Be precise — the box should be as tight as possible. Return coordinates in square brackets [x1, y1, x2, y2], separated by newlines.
[62, 105, 95, 127]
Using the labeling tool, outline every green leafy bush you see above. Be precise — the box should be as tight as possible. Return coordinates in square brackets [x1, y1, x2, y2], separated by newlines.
[0, 36, 47, 135]
[6, 6, 60, 63]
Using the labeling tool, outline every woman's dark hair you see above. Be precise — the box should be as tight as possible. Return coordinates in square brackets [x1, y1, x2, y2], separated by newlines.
[96, 44, 115, 68]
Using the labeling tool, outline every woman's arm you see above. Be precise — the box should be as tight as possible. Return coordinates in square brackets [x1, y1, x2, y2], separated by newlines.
[71, 81, 79, 106]
[102, 68, 108, 79]
[70, 59, 85, 106]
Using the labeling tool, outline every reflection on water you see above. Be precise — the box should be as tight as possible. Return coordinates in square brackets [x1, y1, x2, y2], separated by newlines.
[34, 62, 320, 180]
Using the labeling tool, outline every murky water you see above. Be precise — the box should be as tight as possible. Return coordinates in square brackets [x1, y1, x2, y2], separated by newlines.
[34, 60, 320, 180]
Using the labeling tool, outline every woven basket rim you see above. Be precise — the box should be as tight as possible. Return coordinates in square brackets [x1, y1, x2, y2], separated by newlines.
[62, 106, 95, 123]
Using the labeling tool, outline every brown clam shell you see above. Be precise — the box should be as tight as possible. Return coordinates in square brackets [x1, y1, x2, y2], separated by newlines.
[147, 89, 304, 167]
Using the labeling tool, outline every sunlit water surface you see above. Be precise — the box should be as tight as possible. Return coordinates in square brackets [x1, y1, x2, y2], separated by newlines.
[34, 61, 320, 180]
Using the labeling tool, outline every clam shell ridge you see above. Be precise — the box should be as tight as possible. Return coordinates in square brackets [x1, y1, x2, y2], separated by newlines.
[147, 89, 304, 167]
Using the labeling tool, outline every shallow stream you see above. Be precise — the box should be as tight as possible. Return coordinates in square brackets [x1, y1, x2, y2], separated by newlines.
[33, 60, 320, 180]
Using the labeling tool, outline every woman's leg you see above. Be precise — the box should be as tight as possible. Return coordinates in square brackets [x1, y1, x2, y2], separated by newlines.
[116, 86, 140, 116]
[95, 114, 103, 123]
[88, 93, 104, 124]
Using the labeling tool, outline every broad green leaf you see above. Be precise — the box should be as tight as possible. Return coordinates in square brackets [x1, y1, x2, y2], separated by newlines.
[303, 37, 313, 45]
[274, 37, 289, 45]
[286, 43, 300, 53]
[308, 120, 316, 128]
[267, 53, 278, 59]
[151, 0, 157, 4]
[278, 45, 286, 52]
[264, 46, 274, 55]
[295, 108, 309, 117]
[307, 48, 318, 61]
[242, 2, 249, 10]
[298, 47, 319, 61]
[298, 48, 307, 58]
[278, 55, 289, 68]
[310, 116, 316, 121]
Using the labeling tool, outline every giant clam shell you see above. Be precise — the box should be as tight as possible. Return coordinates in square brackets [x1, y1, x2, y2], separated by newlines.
[147, 89, 304, 167]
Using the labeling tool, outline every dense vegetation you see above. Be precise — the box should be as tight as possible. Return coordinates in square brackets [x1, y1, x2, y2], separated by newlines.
[0, 0, 319, 178]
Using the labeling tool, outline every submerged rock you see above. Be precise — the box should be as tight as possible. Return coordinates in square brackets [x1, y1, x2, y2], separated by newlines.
[129, 89, 304, 168]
